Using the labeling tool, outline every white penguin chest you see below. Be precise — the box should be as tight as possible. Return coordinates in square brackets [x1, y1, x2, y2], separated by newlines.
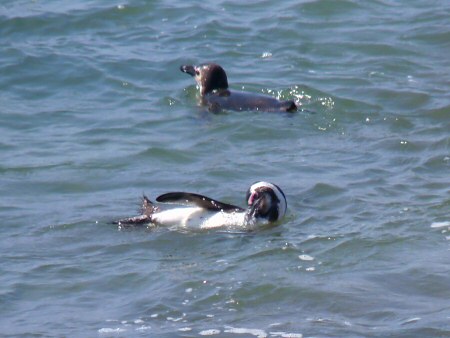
[151, 207, 247, 229]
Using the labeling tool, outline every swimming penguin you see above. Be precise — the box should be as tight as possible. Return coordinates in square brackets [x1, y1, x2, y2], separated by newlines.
[116, 181, 287, 230]
[180, 63, 297, 113]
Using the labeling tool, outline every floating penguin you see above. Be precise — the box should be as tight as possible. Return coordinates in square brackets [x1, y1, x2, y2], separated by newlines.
[116, 181, 287, 230]
[180, 63, 297, 113]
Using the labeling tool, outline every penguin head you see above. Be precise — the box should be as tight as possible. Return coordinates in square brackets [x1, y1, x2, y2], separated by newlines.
[245, 181, 287, 223]
[180, 63, 229, 95]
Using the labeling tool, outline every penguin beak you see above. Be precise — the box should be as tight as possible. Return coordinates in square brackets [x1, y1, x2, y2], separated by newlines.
[180, 65, 196, 77]
[248, 191, 272, 215]
[248, 192, 266, 208]
[248, 192, 259, 206]
[247, 193, 268, 220]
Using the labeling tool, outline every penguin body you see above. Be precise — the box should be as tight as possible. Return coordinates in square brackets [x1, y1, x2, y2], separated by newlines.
[116, 182, 287, 231]
[180, 63, 297, 113]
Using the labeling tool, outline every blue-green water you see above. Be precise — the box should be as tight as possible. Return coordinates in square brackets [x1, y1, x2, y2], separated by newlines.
[1, 1, 449, 337]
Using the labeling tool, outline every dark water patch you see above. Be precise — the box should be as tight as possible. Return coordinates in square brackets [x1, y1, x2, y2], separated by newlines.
[1, 54, 107, 103]
[134, 146, 199, 165]
[426, 104, 450, 121]
[403, 23, 450, 47]
[1, 3, 156, 38]
[300, 0, 364, 17]
[303, 182, 346, 200]
[370, 268, 450, 300]
[370, 88, 431, 113]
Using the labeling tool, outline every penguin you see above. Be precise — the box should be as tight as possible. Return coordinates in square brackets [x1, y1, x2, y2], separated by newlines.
[115, 181, 287, 230]
[180, 63, 297, 113]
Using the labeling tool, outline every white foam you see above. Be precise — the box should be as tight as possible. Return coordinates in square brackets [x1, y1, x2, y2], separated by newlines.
[199, 329, 221, 335]
[269, 323, 282, 327]
[98, 327, 126, 334]
[298, 254, 314, 261]
[167, 316, 183, 322]
[135, 325, 151, 331]
[270, 332, 303, 338]
[407, 75, 417, 83]
[224, 326, 267, 338]
[402, 317, 421, 325]
[178, 327, 192, 332]
[430, 221, 450, 228]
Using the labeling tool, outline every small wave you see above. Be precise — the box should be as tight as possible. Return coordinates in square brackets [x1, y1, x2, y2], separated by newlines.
[224, 326, 267, 338]
[298, 254, 314, 261]
[98, 327, 126, 334]
[430, 221, 450, 228]
[401, 317, 421, 325]
[199, 329, 221, 335]
[270, 332, 303, 338]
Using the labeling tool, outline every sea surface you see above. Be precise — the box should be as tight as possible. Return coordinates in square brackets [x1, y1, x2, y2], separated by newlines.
[1, 0, 449, 337]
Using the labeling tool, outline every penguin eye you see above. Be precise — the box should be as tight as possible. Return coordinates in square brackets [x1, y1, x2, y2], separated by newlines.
[195, 70, 200, 76]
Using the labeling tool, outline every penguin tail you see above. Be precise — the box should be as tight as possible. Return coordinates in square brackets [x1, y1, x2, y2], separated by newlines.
[114, 195, 158, 227]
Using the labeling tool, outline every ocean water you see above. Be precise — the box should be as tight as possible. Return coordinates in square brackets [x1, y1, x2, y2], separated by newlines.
[1, 0, 449, 337]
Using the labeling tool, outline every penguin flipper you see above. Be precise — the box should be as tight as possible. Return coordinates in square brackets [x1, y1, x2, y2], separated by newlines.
[156, 192, 244, 212]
